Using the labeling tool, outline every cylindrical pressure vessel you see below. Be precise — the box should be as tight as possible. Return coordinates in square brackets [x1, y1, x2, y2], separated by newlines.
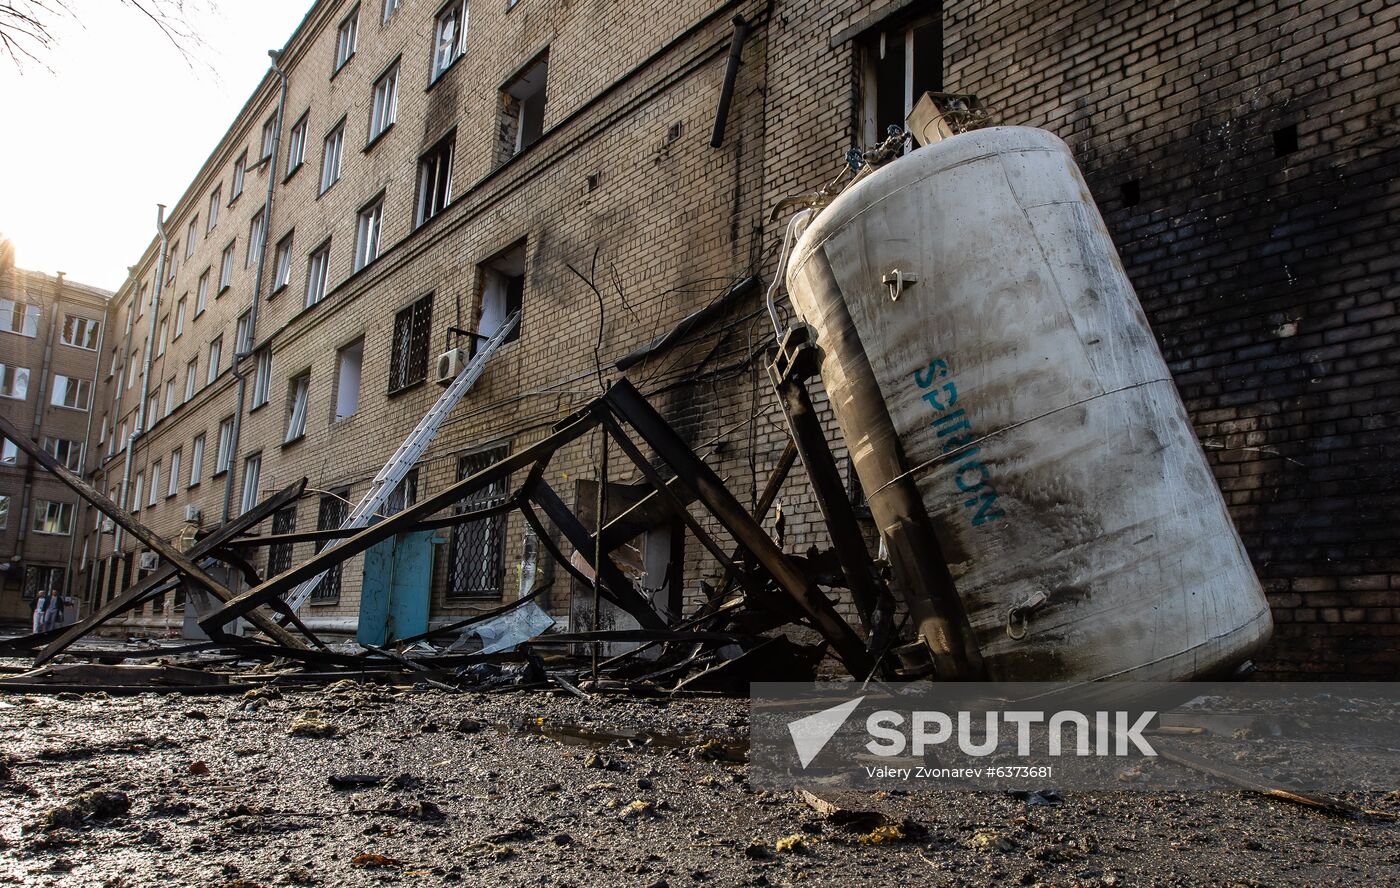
[785, 126, 1271, 682]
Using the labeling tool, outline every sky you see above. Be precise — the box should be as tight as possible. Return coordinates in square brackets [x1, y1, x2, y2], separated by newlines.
[0, 0, 314, 291]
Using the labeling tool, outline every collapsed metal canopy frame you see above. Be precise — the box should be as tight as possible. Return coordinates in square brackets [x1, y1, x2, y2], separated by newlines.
[199, 379, 877, 676]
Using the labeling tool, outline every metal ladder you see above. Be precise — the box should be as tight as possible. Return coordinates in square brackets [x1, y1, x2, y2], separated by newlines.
[282, 311, 521, 613]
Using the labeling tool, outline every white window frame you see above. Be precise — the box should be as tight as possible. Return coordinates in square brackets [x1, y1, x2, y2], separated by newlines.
[0, 364, 29, 400]
[432, 0, 468, 81]
[208, 335, 223, 384]
[190, 433, 205, 485]
[247, 207, 266, 268]
[355, 197, 384, 271]
[236, 309, 254, 355]
[215, 417, 235, 474]
[273, 233, 295, 291]
[305, 242, 331, 308]
[185, 357, 199, 401]
[369, 61, 399, 141]
[49, 375, 91, 411]
[335, 339, 363, 422]
[335, 6, 359, 71]
[232, 151, 247, 199]
[168, 448, 182, 497]
[197, 271, 210, 314]
[285, 373, 311, 443]
[60, 315, 100, 349]
[260, 114, 278, 160]
[320, 120, 346, 194]
[253, 349, 272, 408]
[155, 316, 168, 356]
[186, 218, 198, 254]
[286, 113, 309, 176]
[174, 296, 187, 338]
[383, 0, 400, 23]
[219, 242, 236, 290]
[241, 452, 263, 514]
[1, 299, 41, 337]
[148, 460, 161, 507]
[415, 134, 454, 227]
[32, 500, 74, 535]
[208, 186, 222, 231]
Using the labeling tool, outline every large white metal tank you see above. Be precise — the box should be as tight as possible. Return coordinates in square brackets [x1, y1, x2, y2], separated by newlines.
[785, 126, 1272, 682]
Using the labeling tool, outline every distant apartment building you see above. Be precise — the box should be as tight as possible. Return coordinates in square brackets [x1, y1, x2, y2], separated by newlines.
[0, 246, 110, 624]
[67, 0, 1399, 677]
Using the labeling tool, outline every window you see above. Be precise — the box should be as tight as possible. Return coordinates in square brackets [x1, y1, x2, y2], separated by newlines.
[1, 437, 17, 464]
[386, 467, 418, 514]
[168, 448, 181, 497]
[33, 500, 74, 535]
[247, 207, 266, 268]
[335, 6, 358, 71]
[268, 505, 297, 576]
[146, 394, 159, 425]
[108, 348, 119, 378]
[415, 132, 454, 226]
[61, 315, 101, 349]
[190, 433, 205, 485]
[235, 309, 254, 354]
[231, 150, 247, 199]
[43, 437, 83, 472]
[208, 186, 222, 231]
[23, 565, 64, 599]
[432, 1, 468, 81]
[0, 494, 8, 529]
[388, 293, 432, 392]
[208, 335, 223, 384]
[305, 241, 331, 308]
[285, 372, 310, 443]
[185, 357, 199, 400]
[127, 353, 138, 389]
[174, 296, 187, 338]
[132, 472, 144, 512]
[197, 270, 210, 314]
[163, 378, 176, 416]
[334, 339, 362, 421]
[148, 460, 161, 507]
[383, 0, 400, 24]
[156, 316, 168, 356]
[355, 196, 384, 270]
[476, 240, 525, 349]
[0, 364, 29, 399]
[167, 242, 179, 281]
[186, 218, 198, 254]
[286, 112, 308, 177]
[219, 241, 236, 291]
[1, 299, 40, 336]
[320, 119, 345, 193]
[113, 420, 126, 457]
[253, 349, 272, 408]
[50, 375, 91, 410]
[260, 113, 277, 160]
[137, 282, 148, 317]
[860, 14, 941, 148]
[447, 444, 509, 599]
[241, 452, 262, 514]
[272, 232, 295, 292]
[313, 490, 350, 602]
[497, 50, 549, 163]
[369, 61, 398, 142]
[215, 416, 234, 474]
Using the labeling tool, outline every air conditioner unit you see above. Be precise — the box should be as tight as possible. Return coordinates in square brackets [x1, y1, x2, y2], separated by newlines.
[138, 551, 159, 571]
[184, 504, 202, 523]
[435, 348, 467, 386]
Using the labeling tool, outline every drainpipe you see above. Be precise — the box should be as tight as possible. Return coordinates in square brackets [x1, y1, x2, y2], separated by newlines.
[223, 51, 288, 523]
[12, 271, 63, 571]
[118, 207, 168, 550]
[65, 277, 108, 601]
[709, 14, 752, 149]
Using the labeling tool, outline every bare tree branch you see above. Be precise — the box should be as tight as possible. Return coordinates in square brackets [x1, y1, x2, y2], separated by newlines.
[0, 0, 213, 72]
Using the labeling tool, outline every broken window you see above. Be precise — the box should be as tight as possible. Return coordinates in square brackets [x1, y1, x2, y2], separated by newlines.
[286, 112, 308, 176]
[860, 13, 941, 147]
[232, 150, 247, 200]
[415, 132, 454, 227]
[431, 0, 468, 81]
[335, 6, 358, 72]
[447, 444, 509, 600]
[61, 315, 100, 349]
[321, 119, 345, 193]
[286, 372, 310, 443]
[0, 299, 40, 337]
[314, 489, 350, 602]
[305, 241, 331, 308]
[219, 241, 236, 291]
[369, 61, 399, 142]
[33, 500, 73, 535]
[215, 416, 234, 475]
[252, 348, 272, 408]
[497, 50, 548, 163]
[190, 433, 205, 485]
[334, 339, 363, 422]
[207, 335, 222, 384]
[476, 240, 525, 350]
[240, 452, 262, 514]
[0, 364, 29, 400]
[268, 505, 297, 576]
[43, 437, 83, 472]
[273, 232, 295, 291]
[50, 375, 91, 410]
[355, 195, 384, 271]
[388, 293, 432, 392]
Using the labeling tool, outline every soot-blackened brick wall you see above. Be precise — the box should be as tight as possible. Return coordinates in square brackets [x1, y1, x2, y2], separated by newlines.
[947, 0, 1400, 677]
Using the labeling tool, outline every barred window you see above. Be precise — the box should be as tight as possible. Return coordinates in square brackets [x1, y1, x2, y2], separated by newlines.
[447, 444, 508, 600]
[268, 505, 297, 576]
[388, 293, 432, 392]
[314, 489, 350, 602]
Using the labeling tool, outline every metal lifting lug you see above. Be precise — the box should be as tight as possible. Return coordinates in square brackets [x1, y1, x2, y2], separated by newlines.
[882, 268, 919, 302]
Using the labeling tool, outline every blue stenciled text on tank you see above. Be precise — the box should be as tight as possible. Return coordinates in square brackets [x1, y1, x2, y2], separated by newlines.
[913, 358, 1005, 526]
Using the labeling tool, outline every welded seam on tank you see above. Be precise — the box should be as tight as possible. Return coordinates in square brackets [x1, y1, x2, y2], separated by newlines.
[867, 377, 1174, 498]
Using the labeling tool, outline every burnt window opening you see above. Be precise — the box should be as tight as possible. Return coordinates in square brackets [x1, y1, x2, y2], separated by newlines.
[475, 240, 525, 353]
[415, 131, 455, 227]
[860, 13, 941, 148]
[447, 444, 510, 600]
[389, 293, 433, 392]
[1272, 123, 1299, 158]
[496, 50, 549, 164]
[1120, 179, 1141, 207]
[313, 489, 350, 602]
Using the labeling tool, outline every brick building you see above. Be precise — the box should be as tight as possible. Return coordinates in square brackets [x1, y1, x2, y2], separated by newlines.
[73, 0, 1396, 677]
[0, 242, 110, 625]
